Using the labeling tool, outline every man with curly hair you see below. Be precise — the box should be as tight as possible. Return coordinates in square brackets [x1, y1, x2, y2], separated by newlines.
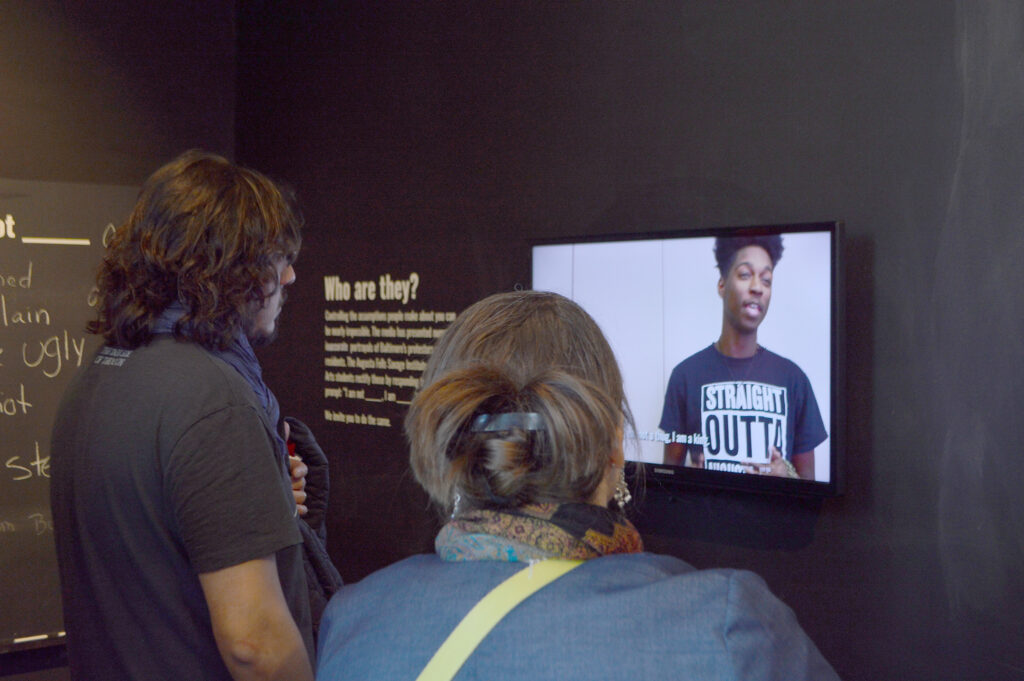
[659, 233, 826, 480]
[50, 151, 333, 681]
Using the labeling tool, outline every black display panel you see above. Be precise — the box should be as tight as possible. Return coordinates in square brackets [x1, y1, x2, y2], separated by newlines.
[532, 222, 843, 497]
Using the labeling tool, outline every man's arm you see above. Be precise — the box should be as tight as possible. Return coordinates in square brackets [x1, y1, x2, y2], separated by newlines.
[199, 557, 314, 681]
[745, 447, 812, 479]
[663, 443, 704, 467]
[792, 450, 815, 480]
[663, 442, 686, 466]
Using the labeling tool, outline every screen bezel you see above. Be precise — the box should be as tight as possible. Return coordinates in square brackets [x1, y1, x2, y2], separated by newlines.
[530, 221, 844, 498]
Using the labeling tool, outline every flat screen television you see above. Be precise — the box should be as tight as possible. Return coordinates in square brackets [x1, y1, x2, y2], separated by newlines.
[532, 222, 843, 497]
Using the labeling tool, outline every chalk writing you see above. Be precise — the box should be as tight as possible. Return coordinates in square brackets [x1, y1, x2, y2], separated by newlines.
[101, 222, 117, 247]
[5, 442, 49, 481]
[1, 178, 140, 648]
[0, 514, 53, 535]
[28, 513, 53, 535]
[0, 260, 32, 287]
[21, 330, 86, 378]
[0, 214, 15, 239]
[0, 383, 33, 416]
[1, 294, 51, 327]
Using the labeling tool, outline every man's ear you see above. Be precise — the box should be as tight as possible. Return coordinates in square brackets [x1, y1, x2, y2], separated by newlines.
[717, 277, 725, 299]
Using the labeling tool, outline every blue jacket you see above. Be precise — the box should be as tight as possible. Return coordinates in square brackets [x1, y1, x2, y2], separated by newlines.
[316, 552, 839, 680]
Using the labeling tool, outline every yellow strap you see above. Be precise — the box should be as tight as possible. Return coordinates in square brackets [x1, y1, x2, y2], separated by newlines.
[415, 559, 583, 681]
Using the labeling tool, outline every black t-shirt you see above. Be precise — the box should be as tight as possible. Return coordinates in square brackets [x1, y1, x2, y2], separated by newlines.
[50, 337, 311, 680]
[659, 344, 827, 472]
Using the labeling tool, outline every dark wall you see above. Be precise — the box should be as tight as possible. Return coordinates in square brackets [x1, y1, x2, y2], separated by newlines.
[3, 2, 1020, 679]
[0, 1, 236, 184]
[237, 3, 1024, 680]
[0, 3, 236, 678]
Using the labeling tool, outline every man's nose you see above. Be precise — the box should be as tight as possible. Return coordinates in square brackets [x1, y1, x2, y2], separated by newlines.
[281, 264, 296, 286]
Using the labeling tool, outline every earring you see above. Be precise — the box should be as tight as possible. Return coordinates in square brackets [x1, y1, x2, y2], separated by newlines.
[613, 467, 631, 511]
[450, 492, 462, 519]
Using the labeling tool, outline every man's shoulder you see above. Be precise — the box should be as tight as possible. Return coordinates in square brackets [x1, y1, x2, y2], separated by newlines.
[757, 346, 811, 379]
[666, 344, 720, 386]
[108, 336, 260, 410]
[131, 335, 217, 363]
[670, 344, 717, 373]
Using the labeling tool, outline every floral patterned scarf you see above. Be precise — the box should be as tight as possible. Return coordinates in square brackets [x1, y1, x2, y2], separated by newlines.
[436, 503, 643, 562]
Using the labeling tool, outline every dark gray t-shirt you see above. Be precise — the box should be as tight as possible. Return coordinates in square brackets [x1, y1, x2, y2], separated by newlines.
[51, 336, 311, 680]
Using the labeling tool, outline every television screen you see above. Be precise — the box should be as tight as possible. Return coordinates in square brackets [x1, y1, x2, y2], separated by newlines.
[532, 222, 843, 497]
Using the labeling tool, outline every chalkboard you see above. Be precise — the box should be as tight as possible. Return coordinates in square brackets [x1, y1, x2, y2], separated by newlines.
[0, 179, 137, 652]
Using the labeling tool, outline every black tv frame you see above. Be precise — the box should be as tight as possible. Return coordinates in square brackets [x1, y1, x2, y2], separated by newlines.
[531, 221, 844, 498]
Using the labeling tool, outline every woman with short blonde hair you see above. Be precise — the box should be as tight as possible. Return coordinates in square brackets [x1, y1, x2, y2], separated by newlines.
[317, 290, 838, 681]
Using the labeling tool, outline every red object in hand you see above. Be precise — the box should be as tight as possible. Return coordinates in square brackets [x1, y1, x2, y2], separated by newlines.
[288, 441, 297, 457]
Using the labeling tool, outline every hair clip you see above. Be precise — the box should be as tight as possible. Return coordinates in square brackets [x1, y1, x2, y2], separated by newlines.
[470, 412, 546, 433]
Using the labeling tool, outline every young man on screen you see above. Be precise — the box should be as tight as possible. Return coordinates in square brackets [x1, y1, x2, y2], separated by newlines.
[659, 234, 826, 480]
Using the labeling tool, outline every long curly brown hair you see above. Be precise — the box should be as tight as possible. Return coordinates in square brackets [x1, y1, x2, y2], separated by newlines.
[88, 150, 302, 350]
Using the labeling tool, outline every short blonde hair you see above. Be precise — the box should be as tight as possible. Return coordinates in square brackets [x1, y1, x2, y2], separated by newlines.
[405, 291, 632, 513]
[90, 150, 302, 350]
